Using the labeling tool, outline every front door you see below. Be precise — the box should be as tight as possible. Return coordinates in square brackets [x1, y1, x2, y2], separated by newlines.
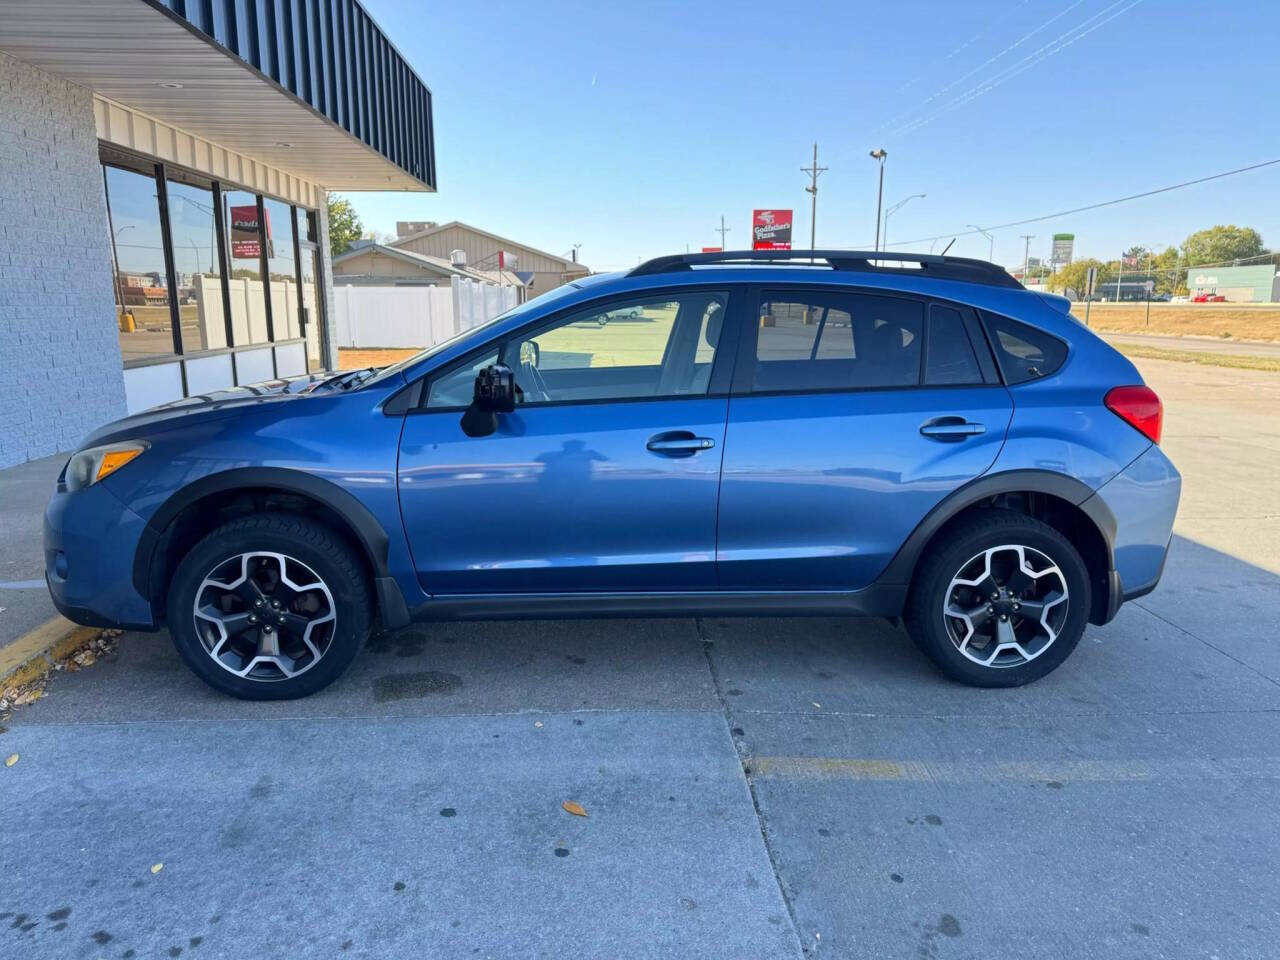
[716, 288, 1013, 590]
[397, 287, 738, 594]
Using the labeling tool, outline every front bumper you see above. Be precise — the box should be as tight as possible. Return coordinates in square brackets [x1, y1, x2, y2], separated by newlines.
[44, 477, 158, 631]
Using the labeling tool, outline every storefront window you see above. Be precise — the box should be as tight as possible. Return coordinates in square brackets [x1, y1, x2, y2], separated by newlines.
[103, 164, 174, 361]
[223, 190, 270, 346]
[165, 175, 225, 351]
[264, 197, 300, 340]
[298, 210, 325, 371]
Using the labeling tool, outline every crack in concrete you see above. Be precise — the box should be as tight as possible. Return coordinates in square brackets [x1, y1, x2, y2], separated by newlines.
[697, 618, 809, 958]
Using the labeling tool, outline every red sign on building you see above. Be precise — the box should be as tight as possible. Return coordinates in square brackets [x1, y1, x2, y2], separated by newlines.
[752, 209, 793, 250]
[230, 204, 273, 260]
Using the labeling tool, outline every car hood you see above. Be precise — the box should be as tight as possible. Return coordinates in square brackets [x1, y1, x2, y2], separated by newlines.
[78, 371, 351, 449]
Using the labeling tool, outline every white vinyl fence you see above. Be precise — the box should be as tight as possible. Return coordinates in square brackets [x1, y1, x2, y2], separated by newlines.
[333, 276, 519, 349]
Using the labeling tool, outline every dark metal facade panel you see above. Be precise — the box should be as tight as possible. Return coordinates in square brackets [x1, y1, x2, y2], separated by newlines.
[148, 0, 435, 188]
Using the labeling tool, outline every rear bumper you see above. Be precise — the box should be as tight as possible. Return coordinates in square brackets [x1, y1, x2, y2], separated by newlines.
[44, 480, 158, 632]
[1085, 444, 1181, 623]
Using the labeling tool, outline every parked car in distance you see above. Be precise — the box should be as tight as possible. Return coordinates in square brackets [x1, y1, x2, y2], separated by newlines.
[1192, 293, 1227, 303]
[45, 249, 1180, 700]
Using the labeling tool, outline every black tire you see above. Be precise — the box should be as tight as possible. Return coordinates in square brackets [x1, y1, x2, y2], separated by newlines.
[167, 514, 372, 700]
[904, 510, 1091, 688]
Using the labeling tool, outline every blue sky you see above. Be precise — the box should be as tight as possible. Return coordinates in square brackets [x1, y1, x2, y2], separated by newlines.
[346, 0, 1279, 272]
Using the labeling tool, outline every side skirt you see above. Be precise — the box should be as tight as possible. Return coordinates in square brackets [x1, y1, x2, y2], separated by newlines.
[409, 585, 908, 623]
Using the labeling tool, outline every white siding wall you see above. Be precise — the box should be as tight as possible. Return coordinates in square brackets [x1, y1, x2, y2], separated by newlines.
[0, 51, 126, 468]
[333, 279, 517, 349]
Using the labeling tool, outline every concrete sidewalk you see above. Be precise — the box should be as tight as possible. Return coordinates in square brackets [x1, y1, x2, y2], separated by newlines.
[0, 452, 64, 649]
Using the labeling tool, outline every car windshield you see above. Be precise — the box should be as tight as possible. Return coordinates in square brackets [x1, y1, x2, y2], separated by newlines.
[359, 282, 589, 388]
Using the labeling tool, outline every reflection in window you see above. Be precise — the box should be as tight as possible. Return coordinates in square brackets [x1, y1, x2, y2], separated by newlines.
[264, 198, 300, 340]
[166, 176, 224, 351]
[104, 165, 174, 361]
[223, 191, 270, 345]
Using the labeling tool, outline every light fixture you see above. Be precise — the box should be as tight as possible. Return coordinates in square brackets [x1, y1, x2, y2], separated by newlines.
[158, 81, 184, 89]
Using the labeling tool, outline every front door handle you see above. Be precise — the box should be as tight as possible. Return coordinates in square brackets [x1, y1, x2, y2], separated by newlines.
[920, 417, 986, 441]
[647, 431, 716, 457]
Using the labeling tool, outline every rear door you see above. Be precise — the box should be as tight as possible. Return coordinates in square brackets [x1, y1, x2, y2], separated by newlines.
[716, 286, 1013, 590]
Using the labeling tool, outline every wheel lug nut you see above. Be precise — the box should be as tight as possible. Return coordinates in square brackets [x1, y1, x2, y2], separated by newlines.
[1000, 614, 1008, 621]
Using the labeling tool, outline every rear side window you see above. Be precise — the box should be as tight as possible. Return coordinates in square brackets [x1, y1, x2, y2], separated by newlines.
[980, 311, 1067, 384]
[925, 305, 983, 385]
[753, 291, 923, 392]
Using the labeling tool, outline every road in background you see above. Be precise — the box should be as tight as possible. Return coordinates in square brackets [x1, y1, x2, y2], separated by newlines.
[1102, 331, 1280, 358]
[0, 358, 1277, 959]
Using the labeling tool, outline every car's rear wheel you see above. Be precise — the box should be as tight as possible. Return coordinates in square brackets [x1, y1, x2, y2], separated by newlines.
[167, 514, 371, 700]
[904, 511, 1091, 687]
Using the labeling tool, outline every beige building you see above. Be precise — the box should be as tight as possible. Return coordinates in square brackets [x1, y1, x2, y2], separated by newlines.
[390, 221, 589, 294]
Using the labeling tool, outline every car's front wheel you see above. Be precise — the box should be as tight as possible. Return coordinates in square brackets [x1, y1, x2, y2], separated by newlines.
[904, 511, 1091, 687]
[167, 514, 371, 700]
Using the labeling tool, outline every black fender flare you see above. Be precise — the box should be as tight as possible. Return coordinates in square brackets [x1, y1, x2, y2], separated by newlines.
[874, 468, 1117, 587]
[131, 467, 409, 628]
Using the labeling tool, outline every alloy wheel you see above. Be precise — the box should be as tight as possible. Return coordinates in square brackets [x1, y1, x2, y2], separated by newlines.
[942, 543, 1069, 668]
[192, 552, 336, 681]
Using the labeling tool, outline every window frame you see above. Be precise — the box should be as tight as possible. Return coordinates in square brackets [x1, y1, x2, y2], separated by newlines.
[409, 284, 745, 414]
[731, 284, 1002, 397]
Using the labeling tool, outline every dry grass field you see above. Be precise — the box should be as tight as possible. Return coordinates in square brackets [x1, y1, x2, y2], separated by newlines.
[1070, 302, 1280, 341]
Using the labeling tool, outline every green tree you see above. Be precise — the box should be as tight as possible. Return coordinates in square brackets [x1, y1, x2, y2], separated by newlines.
[1047, 258, 1106, 297]
[1181, 225, 1266, 267]
[326, 195, 363, 257]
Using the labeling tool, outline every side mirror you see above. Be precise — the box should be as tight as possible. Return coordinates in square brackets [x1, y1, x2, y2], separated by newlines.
[460, 363, 516, 438]
[519, 340, 539, 368]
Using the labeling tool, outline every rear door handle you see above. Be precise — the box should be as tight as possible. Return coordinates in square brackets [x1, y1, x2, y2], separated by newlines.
[920, 417, 986, 441]
[647, 431, 716, 456]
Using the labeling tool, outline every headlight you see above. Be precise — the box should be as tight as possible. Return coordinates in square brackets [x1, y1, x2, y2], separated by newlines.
[64, 441, 149, 492]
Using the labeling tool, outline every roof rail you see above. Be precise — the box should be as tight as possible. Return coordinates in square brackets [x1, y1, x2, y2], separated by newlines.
[628, 249, 1022, 289]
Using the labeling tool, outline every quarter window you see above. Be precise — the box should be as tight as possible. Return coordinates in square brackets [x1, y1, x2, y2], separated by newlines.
[925, 305, 983, 385]
[753, 291, 923, 392]
[981, 311, 1067, 384]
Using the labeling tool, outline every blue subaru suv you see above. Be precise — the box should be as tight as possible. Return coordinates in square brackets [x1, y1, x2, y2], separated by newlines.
[45, 250, 1180, 699]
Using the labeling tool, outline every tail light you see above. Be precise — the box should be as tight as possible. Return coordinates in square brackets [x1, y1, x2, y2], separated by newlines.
[1105, 385, 1162, 444]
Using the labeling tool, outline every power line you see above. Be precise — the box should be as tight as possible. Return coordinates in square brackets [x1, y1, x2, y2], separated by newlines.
[886, 0, 1144, 140]
[877, 0, 1087, 134]
[855, 157, 1280, 249]
[889, 0, 1032, 96]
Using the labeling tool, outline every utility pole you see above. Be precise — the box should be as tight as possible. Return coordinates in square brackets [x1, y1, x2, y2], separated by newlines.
[801, 142, 828, 250]
[715, 215, 731, 250]
[870, 149, 887, 251]
[1020, 234, 1035, 287]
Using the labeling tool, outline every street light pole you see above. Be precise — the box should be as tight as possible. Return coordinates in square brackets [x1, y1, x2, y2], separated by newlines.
[1019, 234, 1036, 287]
[968, 224, 994, 262]
[869, 149, 887, 251]
[883, 194, 925, 252]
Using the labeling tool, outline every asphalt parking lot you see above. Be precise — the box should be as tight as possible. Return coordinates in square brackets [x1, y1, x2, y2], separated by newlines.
[1, 356, 1278, 959]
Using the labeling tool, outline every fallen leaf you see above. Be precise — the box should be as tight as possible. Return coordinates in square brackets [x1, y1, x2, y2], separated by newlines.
[562, 801, 588, 818]
[4, 754, 17, 767]
[150, 862, 163, 874]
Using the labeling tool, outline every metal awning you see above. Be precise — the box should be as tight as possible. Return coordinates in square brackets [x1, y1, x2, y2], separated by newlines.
[0, 0, 435, 192]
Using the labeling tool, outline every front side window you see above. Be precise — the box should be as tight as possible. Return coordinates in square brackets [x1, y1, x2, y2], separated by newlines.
[753, 291, 923, 392]
[500, 291, 728, 405]
[103, 164, 174, 361]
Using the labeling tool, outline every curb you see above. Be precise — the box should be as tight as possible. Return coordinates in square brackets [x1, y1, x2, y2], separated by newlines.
[0, 616, 101, 691]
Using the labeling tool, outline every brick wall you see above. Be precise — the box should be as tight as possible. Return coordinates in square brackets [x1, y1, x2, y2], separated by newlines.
[0, 51, 126, 469]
